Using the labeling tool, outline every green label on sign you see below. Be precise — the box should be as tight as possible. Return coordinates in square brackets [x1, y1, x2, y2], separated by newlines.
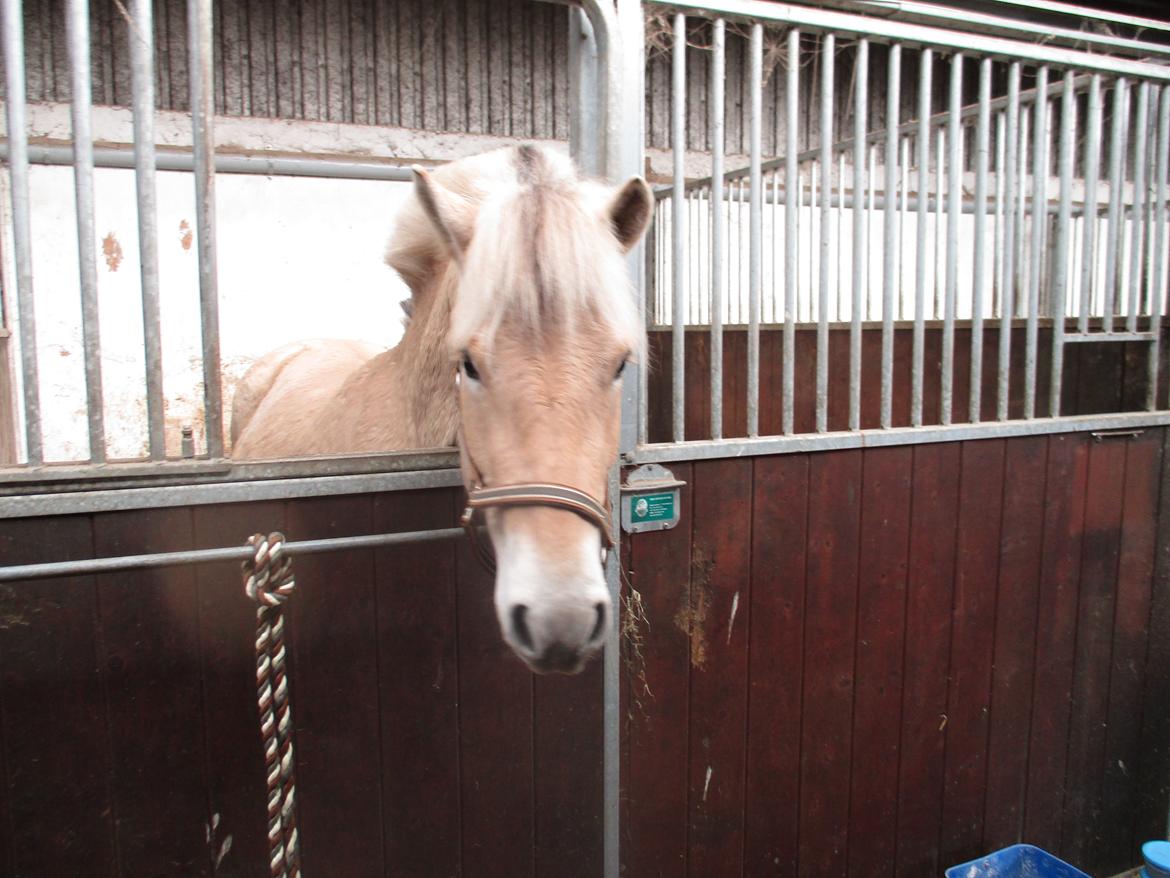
[630, 492, 675, 523]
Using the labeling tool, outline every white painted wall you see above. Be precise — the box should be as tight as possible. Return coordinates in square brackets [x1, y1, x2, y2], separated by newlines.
[1, 168, 412, 463]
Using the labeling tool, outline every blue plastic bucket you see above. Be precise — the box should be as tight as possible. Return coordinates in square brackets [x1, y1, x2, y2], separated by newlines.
[944, 844, 1090, 878]
[1144, 840, 1170, 878]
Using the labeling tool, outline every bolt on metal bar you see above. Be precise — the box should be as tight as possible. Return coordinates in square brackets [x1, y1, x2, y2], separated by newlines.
[999, 62, 1021, 421]
[912, 47, 932, 428]
[1078, 75, 1103, 335]
[881, 44, 901, 430]
[2, 0, 43, 465]
[671, 12, 687, 442]
[970, 57, 991, 425]
[130, 0, 165, 460]
[66, 0, 106, 463]
[1104, 78, 1130, 335]
[1025, 67, 1050, 420]
[1149, 86, 1169, 412]
[709, 18, 725, 441]
[817, 33, 834, 434]
[942, 52, 962, 426]
[0, 526, 468, 583]
[747, 23, 763, 438]
[1127, 82, 1151, 334]
[783, 28, 799, 436]
[189, 0, 223, 459]
[850, 38, 869, 433]
[1050, 71, 1077, 418]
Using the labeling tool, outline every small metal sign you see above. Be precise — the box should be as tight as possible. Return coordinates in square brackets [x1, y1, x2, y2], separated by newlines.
[621, 464, 685, 534]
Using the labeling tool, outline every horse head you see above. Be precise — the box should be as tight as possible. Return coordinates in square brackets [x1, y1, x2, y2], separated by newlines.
[400, 145, 651, 673]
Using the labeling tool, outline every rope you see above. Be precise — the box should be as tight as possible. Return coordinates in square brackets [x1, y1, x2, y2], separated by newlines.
[243, 532, 302, 878]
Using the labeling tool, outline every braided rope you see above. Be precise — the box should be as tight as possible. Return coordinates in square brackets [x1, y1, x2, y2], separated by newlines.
[243, 532, 302, 878]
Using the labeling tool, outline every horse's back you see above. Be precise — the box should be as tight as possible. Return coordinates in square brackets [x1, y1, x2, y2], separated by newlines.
[230, 339, 381, 459]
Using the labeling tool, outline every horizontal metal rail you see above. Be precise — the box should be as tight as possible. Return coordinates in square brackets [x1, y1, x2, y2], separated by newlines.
[0, 526, 468, 582]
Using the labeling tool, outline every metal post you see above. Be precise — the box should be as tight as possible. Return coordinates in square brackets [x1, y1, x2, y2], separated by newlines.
[2, 0, 43, 464]
[1127, 81, 1151, 332]
[671, 13, 687, 442]
[999, 62, 1020, 420]
[1025, 67, 1050, 419]
[1079, 74, 1103, 333]
[942, 52, 962, 426]
[817, 33, 834, 433]
[881, 44, 901, 430]
[710, 19, 725, 440]
[1104, 78, 1130, 334]
[1149, 86, 1169, 411]
[850, 38, 869, 432]
[970, 57, 991, 424]
[912, 48, 932, 428]
[747, 24, 762, 437]
[783, 28, 799, 436]
[1050, 71, 1076, 417]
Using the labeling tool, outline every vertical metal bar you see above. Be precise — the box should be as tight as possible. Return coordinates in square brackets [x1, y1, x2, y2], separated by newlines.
[1127, 81, 1151, 332]
[994, 111, 1006, 322]
[999, 62, 1020, 421]
[837, 153, 846, 322]
[818, 33, 834, 433]
[970, 57, 991, 424]
[900, 136, 910, 321]
[1079, 74, 1103, 334]
[2, 0, 43, 464]
[1104, 77, 1130, 334]
[709, 18, 725, 441]
[912, 48, 932, 428]
[1050, 71, 1076, 418]
[783, 27, 799, 436]
[1148, 85, 1169, 411]
[850, 38, 868, 432]
[881, 44, 901, 429]
[671, 12, 686, 443]
[747, 23, 762, 438]
[66, 0, 106, 462]
[1025, 67, 1049, 419]
[867, 143, 877, 321]
[942, 53, 962, 426]
[131, 0, 165, 460]
[1016, 105, 1031, 319]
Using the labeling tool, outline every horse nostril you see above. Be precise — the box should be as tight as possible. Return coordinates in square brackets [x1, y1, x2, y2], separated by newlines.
[589, 602, 607, 644]
[512, 604, 535, 652]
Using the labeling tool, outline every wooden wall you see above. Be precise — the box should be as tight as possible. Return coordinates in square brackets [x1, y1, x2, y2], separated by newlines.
[1, 430, 1168, 876]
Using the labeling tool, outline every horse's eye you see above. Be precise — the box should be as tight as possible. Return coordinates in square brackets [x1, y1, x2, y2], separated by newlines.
[462, 354, 480, 382]
[614, 358, 628, 382]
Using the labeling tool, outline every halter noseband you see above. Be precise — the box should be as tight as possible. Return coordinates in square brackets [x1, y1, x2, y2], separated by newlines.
[456, 373, 614, 575]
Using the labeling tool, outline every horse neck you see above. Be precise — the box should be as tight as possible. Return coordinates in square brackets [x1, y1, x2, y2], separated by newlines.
[394, 262, 460, 447]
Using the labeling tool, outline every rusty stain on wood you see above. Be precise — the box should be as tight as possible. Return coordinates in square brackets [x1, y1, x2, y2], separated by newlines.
[676, 545, 713, 669]
[101, 232, 122, 271]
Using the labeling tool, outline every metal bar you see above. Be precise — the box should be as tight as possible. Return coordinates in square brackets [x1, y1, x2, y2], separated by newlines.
[934, 127, 945, 322]
[1104, 78, 1130, 334]
[671, 12, 687, 442]
[867, 144, 877, 321]
[710, 18, 725, 440]
[881, 44, 900, 429]
[632, 411, 1170, 464]
[942, 52, 962, 426]
[1150, 86, 1169, 411]
[999, 62, 1020, 421]
[837, 153, 846, 322]
[130, 0, 165, 460]
[1127, 82, 1151, 332]
[970, 57, 990, 424]
[1025, 67, 1050, 419]
[912, 48, 932, 428]
[2, 0, 43, 465]
[850, 38, 868, 432]
[1078, 75, 1102, 334]
[1050, 71, 1077, 418]
[994, 111, 1005, 321]
[747, 23, 762, 437]
[66, 0, 106, 463]
[783, 28, 799, 436]
[189, 0, 223, 459]
[818, 33, 834, 434]
[899, 136, 910, 321]
[1063, 330, 1157, 343]
[650, 0, 1170, 81]
[0, 526, 469, 583]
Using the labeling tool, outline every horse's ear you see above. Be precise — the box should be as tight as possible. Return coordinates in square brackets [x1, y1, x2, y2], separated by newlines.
[607, 176, 653, 252]
[411, 165, 473, 266]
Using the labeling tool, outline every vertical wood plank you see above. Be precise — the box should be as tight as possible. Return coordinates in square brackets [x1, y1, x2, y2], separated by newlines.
[282, 494, 383, 874]
[939, 439, 1006, 867]
[799, 449, 863, 876]
[686, 458, 753, 876]
[372, 489, 463, 875]
[443, 0, 467, 134]
[464, 0, 487, 134]
[192, 501, 285, 877]
[93, 507, 212, 876]
[1060, 436, 1127, 870]
[624, 462, 694, 876]
[895, 442, 961, 876]
[1023, 433, 1089, 852]
[848, 445, 913, 876]
[744, 454, 809, 875]
[0, 516, 116, 876]
[372, 0, 397, 124]
[419, 0, 443, 133]
[982, 435, 1048, 850]
[455, 539, 535, 876]
[486, 0, 509, 135]
[350, 0, 373, 125]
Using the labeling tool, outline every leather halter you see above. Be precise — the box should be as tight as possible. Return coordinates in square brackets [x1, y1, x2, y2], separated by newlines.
[455, 374, 614, 575]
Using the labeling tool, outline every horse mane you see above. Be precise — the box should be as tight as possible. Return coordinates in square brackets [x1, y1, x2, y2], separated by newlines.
[385, 145, 643, 358]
